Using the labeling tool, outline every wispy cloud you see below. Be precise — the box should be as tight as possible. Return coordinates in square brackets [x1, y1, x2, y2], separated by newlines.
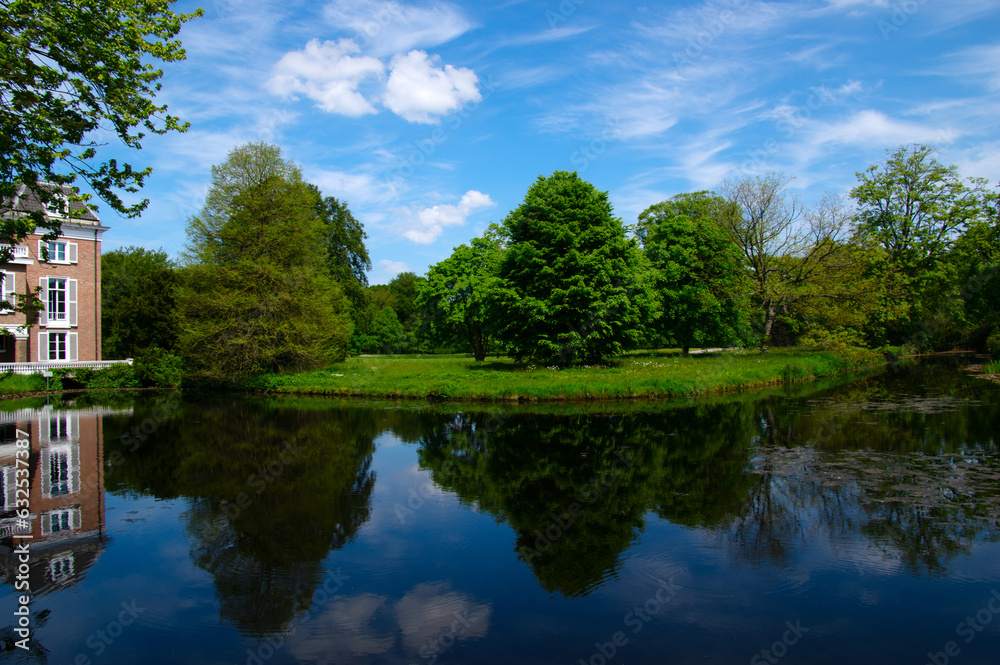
[323, 0, 476, 57]
[396, 190, 495, 244]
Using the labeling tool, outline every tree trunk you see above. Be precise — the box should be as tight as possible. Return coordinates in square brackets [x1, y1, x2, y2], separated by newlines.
[761, 301, 776, 352]
[682, 343, 690, 356]
[473, 325, 486, 362]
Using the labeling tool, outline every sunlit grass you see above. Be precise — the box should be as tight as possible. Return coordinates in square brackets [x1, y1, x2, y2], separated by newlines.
[248, 347, 882, 402]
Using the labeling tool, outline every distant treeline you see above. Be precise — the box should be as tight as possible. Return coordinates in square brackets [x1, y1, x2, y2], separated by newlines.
[102, 142, 1000, 380]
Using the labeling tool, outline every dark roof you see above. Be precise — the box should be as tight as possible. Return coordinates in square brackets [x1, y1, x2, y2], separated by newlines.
[5, 182, 101, 224]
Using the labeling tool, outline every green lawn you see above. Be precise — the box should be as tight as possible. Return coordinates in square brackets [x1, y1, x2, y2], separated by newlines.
[246, 346, 882, 401]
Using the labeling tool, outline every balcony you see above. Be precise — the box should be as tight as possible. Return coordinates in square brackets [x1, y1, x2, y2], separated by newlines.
[0, 245, 31, 264]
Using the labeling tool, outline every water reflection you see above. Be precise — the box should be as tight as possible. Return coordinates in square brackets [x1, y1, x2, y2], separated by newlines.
[103, 398, 377, 637]
[417, 360, 1000, 594]
[0, 404, 120, 595]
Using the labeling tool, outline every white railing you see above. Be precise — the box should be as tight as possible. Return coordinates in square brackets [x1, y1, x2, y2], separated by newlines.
[0, 359, 133, 375]
[0, 245, 30, 259]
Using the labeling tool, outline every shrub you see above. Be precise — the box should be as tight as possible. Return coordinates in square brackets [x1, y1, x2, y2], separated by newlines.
[987, 330, 1000, 360]
[134, 347, 184, 387]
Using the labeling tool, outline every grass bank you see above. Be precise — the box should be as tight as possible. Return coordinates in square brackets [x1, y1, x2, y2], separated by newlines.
[242, 346, 883, 402]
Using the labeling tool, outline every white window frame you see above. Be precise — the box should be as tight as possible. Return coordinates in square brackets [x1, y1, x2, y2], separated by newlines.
[37, 331, 78, 362]
[0, 270, 15, 311]
[37, 239, 77, 265]
[40, 441, 80, 499]
[40, 507, 82, 536]
[49, 552, 76, 583]
[43, 193, 69, 217]
[1, 466, 15, 512]
[38, 277, 77, 329]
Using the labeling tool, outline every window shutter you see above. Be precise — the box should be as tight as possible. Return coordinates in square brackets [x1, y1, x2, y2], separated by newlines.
[38, 277, 47, 326]
[5, 271, 13, 306]
[40, 513, 51, 536]
[68, 243, 78, 263]
[68, 279, 77, 326]
[2, 467, 14, 511]
[69, 443, 80, 494]
[38, 332, 48, 361]
[70, 509, 82, 530]
[68, 333, 78, 361]
[38, 240, 45, 262]
[40, 447, 51, 498]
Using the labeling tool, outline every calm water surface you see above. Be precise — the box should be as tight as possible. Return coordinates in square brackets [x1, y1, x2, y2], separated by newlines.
[2, 358, 999, 664]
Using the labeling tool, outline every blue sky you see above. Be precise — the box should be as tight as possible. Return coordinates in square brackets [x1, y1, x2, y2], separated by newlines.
[99, 0, 1000, 284]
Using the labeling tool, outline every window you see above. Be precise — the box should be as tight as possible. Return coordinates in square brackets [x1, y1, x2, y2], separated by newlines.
[37, 239, 77, 264]
[49, 415, 69, 441]
[0, 270, 14, 309]
[44, 194, 68, 217]
[49, 332, 68, 360]
[40, 507, 81, 536]
[47, 241, 66, 262]
[50, 553, 76, 583]
[47, 278, 67, 322]
[48, 447, 71, 497]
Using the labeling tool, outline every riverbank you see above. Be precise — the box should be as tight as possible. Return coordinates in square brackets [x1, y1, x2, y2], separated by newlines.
[241, 346, 883, 402]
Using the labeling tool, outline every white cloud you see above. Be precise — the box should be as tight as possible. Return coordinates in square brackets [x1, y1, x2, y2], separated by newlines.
[266, 38, 384, 116]
[375, 259, 411, 282]
[384, 50, 481, 124]
[324, 0, 474, 57]
[807, 110, 951, 147]
[307, 168, 399, 205]
[399, 190, 494, 244]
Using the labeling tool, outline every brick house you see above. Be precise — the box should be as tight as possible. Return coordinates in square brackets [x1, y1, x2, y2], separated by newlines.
[0, 183, 105, 363]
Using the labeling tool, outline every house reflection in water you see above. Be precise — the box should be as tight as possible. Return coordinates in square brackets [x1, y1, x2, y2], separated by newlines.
[0, 405, 126, 596]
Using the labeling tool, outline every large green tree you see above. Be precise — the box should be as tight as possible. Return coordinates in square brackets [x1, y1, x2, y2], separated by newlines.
[851, 144, 990, 345]
[718, 175, 866, 349]
[639, 193, 748, 355]
[416, 225, 505, 360]
[177, 142, 351, 380]
[491, 171, 652, 364]
[101, 246, 178, 358]
[1, 0, 200, 248]
[308, 186, 371, 310]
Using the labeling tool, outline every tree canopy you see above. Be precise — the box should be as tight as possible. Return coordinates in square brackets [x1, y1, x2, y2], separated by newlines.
[416, 225, 505, 361]
[491, 171, 652, 364]
[0, 0, 201, 228]
[639, 192, 748, 354]
[101, 246, 178, 358]
[177, 142, 351, 380]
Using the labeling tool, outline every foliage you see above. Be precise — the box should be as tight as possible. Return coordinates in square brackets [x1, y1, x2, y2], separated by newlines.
[350, 306, 408, 354]
[57, 363, 140, 389]
[177, 142, 352, 380]
[0, 0, 201, 229]
[101, 246, 178, 358]
[639, 193, 749, 354]
[987, 332, 1000, 361]
[851, 144, 991, 344]
[491, 171, 653, 364]
[134, 346, 184, 387]
[308, 186, 371, 310]
[718, 175, 870, 350]
[417, 224, 506, 360]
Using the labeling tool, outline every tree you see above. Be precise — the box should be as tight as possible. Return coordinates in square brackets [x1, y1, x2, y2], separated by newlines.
[308, 186, 371, 310]
[101, 246, 178, 358]
[851, 144, 990, 345]
[639, 193, 748, 355]
[718, 174, 864, 349]
[177, 142, 351, 380]
[416, 225, 505, 361]
[491, 171, 652, 364]
[350, 305, 407, 354]
[1, 0, 201, 250]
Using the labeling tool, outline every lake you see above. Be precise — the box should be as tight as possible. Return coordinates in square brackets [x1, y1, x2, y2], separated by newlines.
[2, 357, 998, 664]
